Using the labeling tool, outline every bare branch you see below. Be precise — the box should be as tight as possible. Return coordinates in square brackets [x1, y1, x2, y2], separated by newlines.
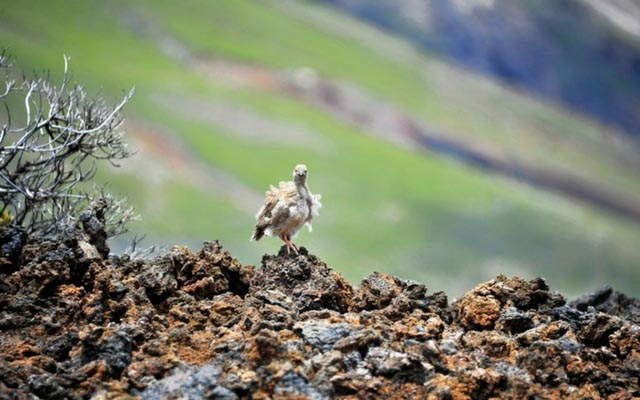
[0, 51, 137, 237]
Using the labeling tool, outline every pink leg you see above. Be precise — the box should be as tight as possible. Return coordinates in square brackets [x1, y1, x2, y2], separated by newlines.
[280, 234, 298, 255]
[279, 234, 289, 254]
[287, 236, 299, 254]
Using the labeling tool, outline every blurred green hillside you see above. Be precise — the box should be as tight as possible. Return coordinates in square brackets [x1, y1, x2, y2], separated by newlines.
[2, 0, 640, 297]
[324, 0, 640, 136]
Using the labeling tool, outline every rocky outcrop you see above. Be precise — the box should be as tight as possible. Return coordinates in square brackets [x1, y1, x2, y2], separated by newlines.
[0, 226, 638, 399]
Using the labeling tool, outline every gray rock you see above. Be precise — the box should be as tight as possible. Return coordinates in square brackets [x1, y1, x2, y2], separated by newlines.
[497, 306, 534, 334]
[439, 339, 459, 355]
[298, 321, 354, 352]
[572, 286, 640, 324]
[274, 372, 328, 400]
[28, 373, 66, 400]
[138, 364, 227, 400]
[0, 226, 27, 270]
[79, 199, 109, 258]
[365, 347, 411, 376]
[138, 255, 177, 303]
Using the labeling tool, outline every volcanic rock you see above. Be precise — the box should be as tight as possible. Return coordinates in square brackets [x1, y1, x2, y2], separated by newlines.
[0, 227, 638, 399]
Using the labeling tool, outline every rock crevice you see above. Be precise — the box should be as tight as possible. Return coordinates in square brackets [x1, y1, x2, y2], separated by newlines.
[0, 229, 638, 399]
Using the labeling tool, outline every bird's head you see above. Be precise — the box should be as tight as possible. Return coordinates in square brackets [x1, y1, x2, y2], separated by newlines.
[293, 164, 308, 184]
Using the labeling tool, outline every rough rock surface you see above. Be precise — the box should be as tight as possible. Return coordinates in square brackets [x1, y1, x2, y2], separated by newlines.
[0, 224, 638, 399]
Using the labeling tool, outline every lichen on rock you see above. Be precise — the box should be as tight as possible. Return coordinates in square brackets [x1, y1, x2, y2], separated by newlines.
[0, 234, 638, 399]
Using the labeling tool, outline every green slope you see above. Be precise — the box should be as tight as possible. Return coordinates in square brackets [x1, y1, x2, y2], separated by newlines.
[2, 0, 640, 297]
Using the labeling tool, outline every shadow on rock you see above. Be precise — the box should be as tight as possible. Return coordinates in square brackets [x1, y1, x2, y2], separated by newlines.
[1, 234, 638, 399]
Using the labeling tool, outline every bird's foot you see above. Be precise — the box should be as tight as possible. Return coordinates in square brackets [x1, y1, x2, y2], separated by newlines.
[290, 243, 299, 255]
[285, 240, 299, 255]
[281, 236, 299, 256]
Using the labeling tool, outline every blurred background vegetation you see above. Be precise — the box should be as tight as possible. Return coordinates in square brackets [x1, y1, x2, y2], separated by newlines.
[2, 0, 639, 298]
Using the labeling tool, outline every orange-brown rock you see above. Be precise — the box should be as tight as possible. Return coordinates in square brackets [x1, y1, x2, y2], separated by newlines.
[0, 224, 638, 399]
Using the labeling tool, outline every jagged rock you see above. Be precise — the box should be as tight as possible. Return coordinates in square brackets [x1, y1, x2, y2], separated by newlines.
[571, 285, 640, 324]
[77, 241, 100, 262]
[137, 255, 177, 303]
[252, 246, 353, 313]
[135, 364, 230, 400]
[0, 233, 638, 399]
[365, 347, 412, 376]
[0, 226, 27, 271]
[457, 291, 502, 330]
[496, 306, 534, 334]
[28, 372, 67, 400]
[273, 372, 326, 400]
[577, 312, 623, 347]
[351, 272, 403, 311]
[173, 241, 253, 299]
[79, 199, 110, 258]
[297, 321, 354, 352]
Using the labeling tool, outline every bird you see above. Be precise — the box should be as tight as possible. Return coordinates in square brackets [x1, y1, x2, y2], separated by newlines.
[251, 164, 322, 254]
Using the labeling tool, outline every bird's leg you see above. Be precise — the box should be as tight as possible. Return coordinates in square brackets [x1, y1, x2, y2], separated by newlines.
[279, 234, 290, 255]
[287, 235, 299, 255]
[280, 234, 298, 255]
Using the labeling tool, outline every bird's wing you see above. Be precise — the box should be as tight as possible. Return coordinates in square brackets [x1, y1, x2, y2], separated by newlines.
[255, 183, 297, 230]
[255, 186, 280, 223]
